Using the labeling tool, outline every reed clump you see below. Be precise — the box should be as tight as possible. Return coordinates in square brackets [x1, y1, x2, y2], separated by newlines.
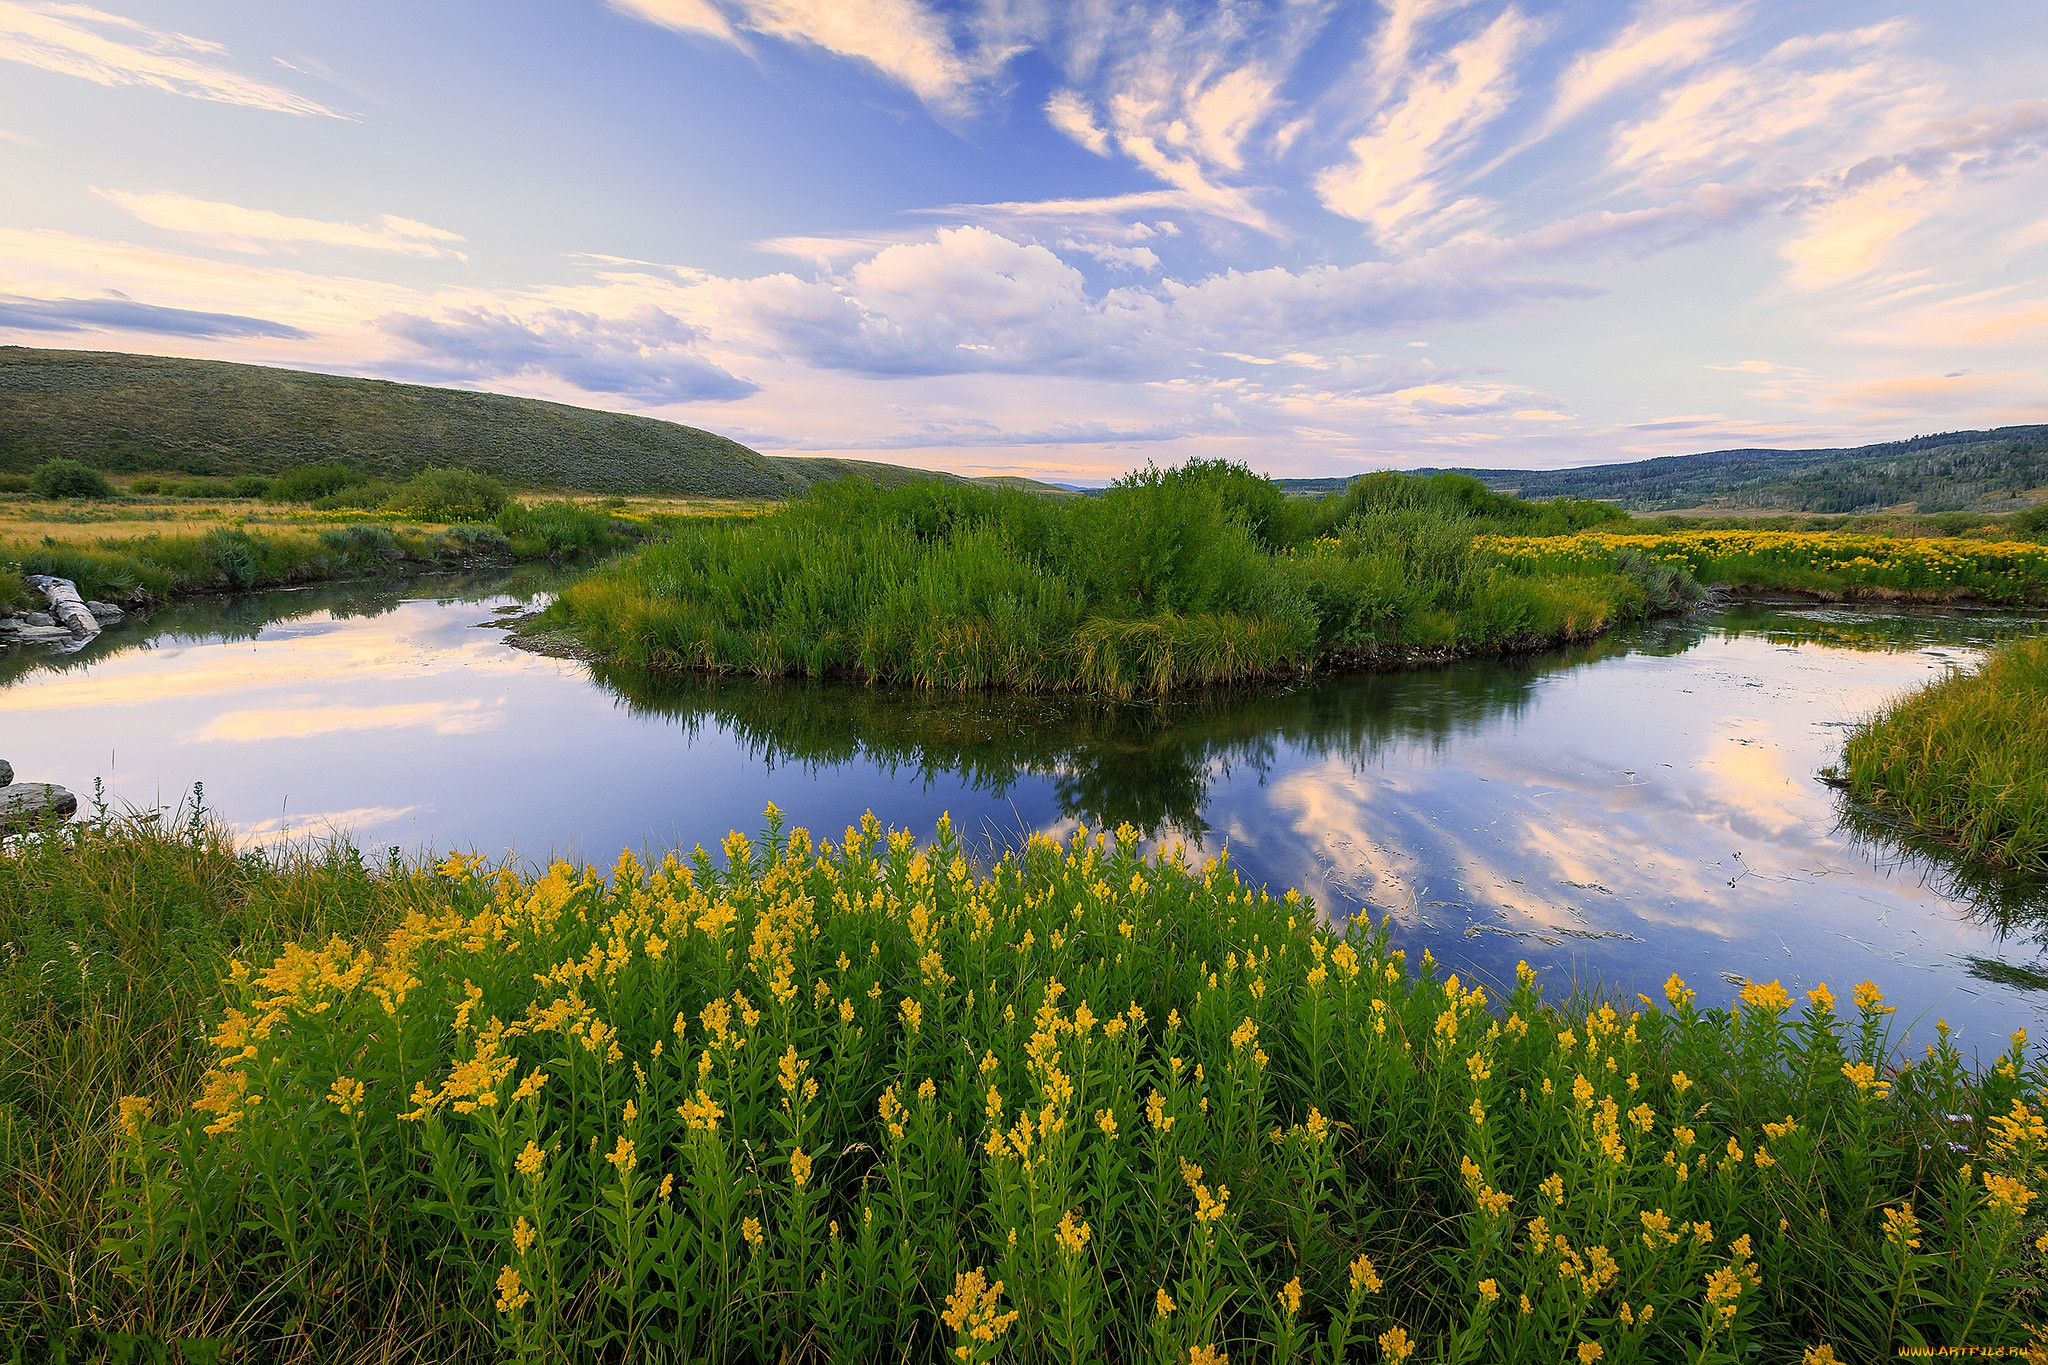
[1841, 634, 2048, 874]
[545, 465, 1673, 696]
[9, 809, 2043, 1361]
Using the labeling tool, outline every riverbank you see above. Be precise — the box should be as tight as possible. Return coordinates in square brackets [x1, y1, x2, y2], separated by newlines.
[0, 497, 711, 621]
[2, 808, 2040, 1362]
[1839, 633, 2048, 875]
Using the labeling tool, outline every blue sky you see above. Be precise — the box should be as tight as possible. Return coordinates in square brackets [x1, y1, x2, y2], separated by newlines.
[1, 0, 2043, 481]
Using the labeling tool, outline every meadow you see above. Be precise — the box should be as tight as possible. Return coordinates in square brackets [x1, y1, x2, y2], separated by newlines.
[0, 491, 692, 608]
[1480, 530, 2048, 607]
[543, 465, 1695, 697]
[1839, 633, 2048, 875]
[1, 805, 2041, 1362]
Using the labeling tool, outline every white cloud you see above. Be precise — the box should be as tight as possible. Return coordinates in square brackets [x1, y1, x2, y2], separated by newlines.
[614, 0, 981, 110]
[1783, 166, 1924, 287]
[97, 189, 468, 259]
[1058, 238, 1160, 271]
[377, 304, 757, 402]
[1315, 9, 1533, 245]
[1609, 21, 1929, 187]
[0, 1, 338, 115]
[1544, 2, 1746, 132]
[1046, 88, 1110, 154]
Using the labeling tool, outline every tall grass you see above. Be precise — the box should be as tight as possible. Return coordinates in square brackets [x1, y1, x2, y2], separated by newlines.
[1841, 634, 2048, 875]
[9, 810, 2042, 1362]
[546, 466, 1676, 696]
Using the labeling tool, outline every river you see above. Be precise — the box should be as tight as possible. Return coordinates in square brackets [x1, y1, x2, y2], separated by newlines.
[3, 571, 2043, 1051]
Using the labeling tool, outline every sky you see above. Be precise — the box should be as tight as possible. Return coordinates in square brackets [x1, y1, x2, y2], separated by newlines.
[0, 0, 2043, 482]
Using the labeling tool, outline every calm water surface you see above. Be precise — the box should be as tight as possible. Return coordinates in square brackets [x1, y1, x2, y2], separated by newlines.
[5, 573, 2045, 1050]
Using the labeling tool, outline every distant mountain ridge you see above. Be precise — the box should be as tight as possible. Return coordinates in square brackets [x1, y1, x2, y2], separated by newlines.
[1279, 426, 2048, 513]
[0, 347, 1012, 498]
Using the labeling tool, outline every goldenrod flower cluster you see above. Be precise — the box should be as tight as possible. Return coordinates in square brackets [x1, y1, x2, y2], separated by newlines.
[101, 811, 2046, 1362]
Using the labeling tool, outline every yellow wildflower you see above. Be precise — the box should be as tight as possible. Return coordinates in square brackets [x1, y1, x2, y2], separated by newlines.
[1739, 979, 1790, 1014]
[790, 1146, 812, 1188]
[742, 1216, 764, 1248]
[1665, 974, 1694, 1009]
[1278, 1276, 1303, 1316]
[941, 1268, 1019, 1349]
[1378, 1326, 1414, 1363]
[1578, 1344, 1604, 1364]
[1155, 1288, 1176, 1316]
[494, 1264, 530, 1314]
[1055, 1209, 1091, 1254]
[516, 1141, 545, 1178]
[1350, 1253, 1382, 1296]
[606, 1136, 636, 1173]
[512, 1216, 537, 1255]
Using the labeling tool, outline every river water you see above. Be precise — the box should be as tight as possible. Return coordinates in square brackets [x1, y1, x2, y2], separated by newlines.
[4, 572, 2044, 1051]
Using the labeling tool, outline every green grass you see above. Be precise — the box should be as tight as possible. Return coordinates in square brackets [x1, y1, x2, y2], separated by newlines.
[543, 464, 1685, 696]
[1, 500, 653, 603]
[1841, 634, 2048, 875]
[2, 809, 2042, 1362]
[0, 347, 1051, 500]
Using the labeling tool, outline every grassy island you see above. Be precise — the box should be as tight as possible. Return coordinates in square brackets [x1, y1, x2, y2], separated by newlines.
[1841, 634, 2048, 875]
[541, 465, 1695, 696]
[2, 808, 2042, 1362]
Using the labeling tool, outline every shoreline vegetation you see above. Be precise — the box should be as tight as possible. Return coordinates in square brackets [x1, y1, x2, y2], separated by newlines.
[539, 463, 2048, 697]
[0, 806, 2041, 1361]
[1840, 634, 2048, 876]
[541, 465, 1690, 697]
[0, 468, 718, 615]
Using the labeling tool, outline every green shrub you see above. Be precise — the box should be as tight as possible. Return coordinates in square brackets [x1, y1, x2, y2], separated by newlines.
[497, 500, 642, 558]
[29, 458, 114, 499]
[229, 474, 272, 498]
[128, 474, 165, 494]
[387, 466, 510, 522]
[312, 478, 397, 511]
[171, 477, 235, 499]
[2011, 503, 2048, 542]
[266, 464, 369, 503]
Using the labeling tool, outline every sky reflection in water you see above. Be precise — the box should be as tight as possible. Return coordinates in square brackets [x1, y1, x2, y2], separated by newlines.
[4, 578, 2044, 1051]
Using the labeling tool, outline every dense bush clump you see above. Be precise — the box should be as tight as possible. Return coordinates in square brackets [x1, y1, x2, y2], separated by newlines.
[1842, 634, 2048, 873]
[29, 457, 114, 499]
[389, 467, 511, 522]
[266, 463, 369, 503]
[545, 466, 1661, 696]
[15, 812, 2040, 1361]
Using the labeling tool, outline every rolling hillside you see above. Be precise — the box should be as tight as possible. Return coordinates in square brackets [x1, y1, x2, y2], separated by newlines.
[0, 347, 991, 498]
[1415, 427, 2048, 513]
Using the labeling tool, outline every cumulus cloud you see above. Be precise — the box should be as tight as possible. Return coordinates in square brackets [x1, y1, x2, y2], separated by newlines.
[0, 2, 337, 115]
[376, 305, 757, 401]
[0, 290, 307, 338]
[709, 224, 1599, 379]
[97, 189, 468, 259]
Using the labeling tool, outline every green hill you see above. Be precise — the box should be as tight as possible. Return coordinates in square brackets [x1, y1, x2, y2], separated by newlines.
[1387, 426, 2048, 514]
[0, 347, 1005, 498]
